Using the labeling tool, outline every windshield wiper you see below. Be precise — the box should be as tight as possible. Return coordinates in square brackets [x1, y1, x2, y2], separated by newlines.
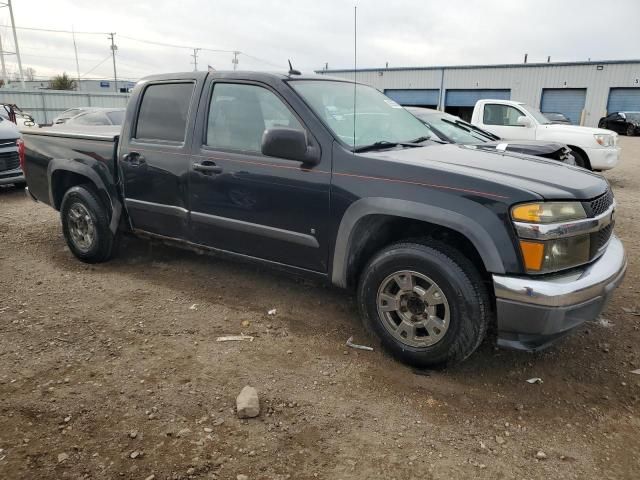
[406, 135, 431, 143]
[354, 140, 427, 153]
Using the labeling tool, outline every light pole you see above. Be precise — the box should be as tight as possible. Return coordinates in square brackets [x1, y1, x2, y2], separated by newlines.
[109, 32, 118, 92]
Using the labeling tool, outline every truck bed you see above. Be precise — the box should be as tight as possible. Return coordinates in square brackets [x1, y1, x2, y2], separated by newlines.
[22, 126, 120, 207]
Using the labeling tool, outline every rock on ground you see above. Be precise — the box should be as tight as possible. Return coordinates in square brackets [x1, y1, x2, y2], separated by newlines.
[236, 386, 260, 418]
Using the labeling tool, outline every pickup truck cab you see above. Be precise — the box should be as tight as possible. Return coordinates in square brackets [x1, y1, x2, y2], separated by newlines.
[21, 71, 627, 367]
[470, 99, 620, 171]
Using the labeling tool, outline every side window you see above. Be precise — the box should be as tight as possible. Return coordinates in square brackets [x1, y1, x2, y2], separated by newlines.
[206, 83, 303, 152]
[135, 82, 194, 142]
[483, 104, 524, 126]
[74, 112, 109, 125]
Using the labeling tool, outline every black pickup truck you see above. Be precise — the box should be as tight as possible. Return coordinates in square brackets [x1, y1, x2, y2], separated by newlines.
[22, 71, 627, 367]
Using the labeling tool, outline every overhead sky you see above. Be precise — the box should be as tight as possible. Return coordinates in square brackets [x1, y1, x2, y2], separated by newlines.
[1, 0, 638, 82]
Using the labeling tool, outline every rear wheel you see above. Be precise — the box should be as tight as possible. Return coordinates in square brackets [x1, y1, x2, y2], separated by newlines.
[357, 240, 491, 367]
[60, 185, 116, 263]
[627, 124, 636, 136]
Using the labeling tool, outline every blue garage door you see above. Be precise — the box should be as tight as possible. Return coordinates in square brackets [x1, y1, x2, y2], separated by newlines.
[445, 89, 510, 107]
[607, 88, 640, 113]
[384, 89, 440, 106]
[540, 88, 586, 125]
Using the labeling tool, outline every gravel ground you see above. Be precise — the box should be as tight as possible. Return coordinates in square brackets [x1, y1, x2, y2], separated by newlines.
[1, 138, 639, 480]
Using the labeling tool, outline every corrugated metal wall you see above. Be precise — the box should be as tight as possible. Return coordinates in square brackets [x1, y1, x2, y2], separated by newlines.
[319, 62, 640, 127]
[0, 90, 130, 124]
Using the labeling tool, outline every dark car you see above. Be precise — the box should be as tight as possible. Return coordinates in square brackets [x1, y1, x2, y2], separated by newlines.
[598, 111, 640, 136]
[543, 112, 572, 125]
[22, 71, 626, 367]
[406, 107, 575, 165]
[52, 108, 125, 128]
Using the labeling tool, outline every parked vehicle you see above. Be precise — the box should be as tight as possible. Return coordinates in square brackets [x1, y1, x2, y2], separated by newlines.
[407, 107, 576, 166]
[22, 72, 626, 367]
[51, 107, 125, 128]
[470, 99, 620, 171]
[598, 111, 640, 136]
[0, 117, 24, 187]
[0, 104, 38, 128]
[543, 112, 572, 125]
[52, 107, 92, 125]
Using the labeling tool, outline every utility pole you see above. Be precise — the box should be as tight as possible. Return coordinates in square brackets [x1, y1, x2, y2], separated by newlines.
[0, 32, 7, 87]
[232, 51, 239, 71]
[7, 0, 24, 87]
[191, 48, 200, 71]
[72, 26, 81, 91]
[108, 32, 118, 93]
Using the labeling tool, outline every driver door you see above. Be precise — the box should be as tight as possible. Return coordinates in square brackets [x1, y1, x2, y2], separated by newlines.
[481, 103, 536, 140]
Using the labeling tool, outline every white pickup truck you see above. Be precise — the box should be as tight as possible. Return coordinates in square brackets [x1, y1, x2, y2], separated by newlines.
[470, 99, 620, 171]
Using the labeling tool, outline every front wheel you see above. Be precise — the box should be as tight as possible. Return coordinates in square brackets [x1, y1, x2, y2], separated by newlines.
[60, 185, 116, 263]
[357, 240, 491, 367]
[570, 149, 589, 170]
[627, 124, 636, 136]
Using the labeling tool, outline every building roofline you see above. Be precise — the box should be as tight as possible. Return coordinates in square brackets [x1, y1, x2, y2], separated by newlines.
[316, 59, 640, 74]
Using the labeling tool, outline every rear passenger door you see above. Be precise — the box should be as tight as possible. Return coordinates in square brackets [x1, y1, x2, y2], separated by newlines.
[119, 80, 200, 239]
[188, 80, 331, 273]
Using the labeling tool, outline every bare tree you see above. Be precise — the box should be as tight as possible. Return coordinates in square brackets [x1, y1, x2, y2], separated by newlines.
[25, 67, 36, 81]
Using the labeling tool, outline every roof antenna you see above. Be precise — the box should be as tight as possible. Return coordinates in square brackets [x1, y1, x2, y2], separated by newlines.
[288, 59, 301, 76]
[352, 4, 357, 152]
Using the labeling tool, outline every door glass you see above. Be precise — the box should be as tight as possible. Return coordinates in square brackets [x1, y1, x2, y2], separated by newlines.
[73, 112, 110, 125]
[206, 83, 302, 152]
[135, 82, 194, 142]
[483, 104, 524, 126]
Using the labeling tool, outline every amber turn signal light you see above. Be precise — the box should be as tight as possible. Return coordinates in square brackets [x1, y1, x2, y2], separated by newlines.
[519, 240, 544, 271]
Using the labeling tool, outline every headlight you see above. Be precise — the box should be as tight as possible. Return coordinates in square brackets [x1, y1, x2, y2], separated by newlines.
[512, 201, 586, 223]
[594, 134, 614, 147]
[511, 201, 590, 273]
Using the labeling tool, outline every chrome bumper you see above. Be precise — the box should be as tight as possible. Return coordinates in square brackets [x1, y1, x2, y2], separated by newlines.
[492, 235, 626, 350]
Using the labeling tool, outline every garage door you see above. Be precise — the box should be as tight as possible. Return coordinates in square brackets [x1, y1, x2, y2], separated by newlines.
[540, 88, 586, 125]
[607, 88, 640, 113]
[444, 89, 510, 107]
[384, 89, 440, 107]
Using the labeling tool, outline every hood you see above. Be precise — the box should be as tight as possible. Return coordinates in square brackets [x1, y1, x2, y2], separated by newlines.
[539, 123, 614, 136]
[0, 118, 20, 140]
[364, 143, 608, 200]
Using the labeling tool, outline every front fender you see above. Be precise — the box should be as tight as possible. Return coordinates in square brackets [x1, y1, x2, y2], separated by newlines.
[48, 159, 122, 234]
[331, 197, 517, 288]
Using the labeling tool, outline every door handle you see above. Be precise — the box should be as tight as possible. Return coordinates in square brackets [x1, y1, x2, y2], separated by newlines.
[193, 161, 223, 175]
[123, 152, 146, 166]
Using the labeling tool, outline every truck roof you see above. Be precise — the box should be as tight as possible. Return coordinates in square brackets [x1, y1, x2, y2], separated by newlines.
[139, 71, 351, 83]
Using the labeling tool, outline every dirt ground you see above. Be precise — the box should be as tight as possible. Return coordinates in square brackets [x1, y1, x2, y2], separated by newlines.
[1, 138, 639, 480]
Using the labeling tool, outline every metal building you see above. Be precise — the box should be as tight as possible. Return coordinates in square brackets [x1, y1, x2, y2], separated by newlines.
[317, 59, 640, 127]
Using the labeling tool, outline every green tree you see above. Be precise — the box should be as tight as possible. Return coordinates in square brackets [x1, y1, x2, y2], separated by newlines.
[49, 73, 77, 91]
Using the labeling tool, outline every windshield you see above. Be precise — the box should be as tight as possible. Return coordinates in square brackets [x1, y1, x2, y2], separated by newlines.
[521, 104, 551, 124]
[290, 80, 431, 148]
[624, 112, 640, 122]
[413, 112, 495, 144]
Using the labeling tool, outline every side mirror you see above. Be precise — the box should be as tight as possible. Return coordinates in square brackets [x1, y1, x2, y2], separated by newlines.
[261, 127, 320, 165]
[517, 115, 532, 127]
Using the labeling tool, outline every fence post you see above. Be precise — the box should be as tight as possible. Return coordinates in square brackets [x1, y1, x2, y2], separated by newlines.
[40, 91, 47, 124]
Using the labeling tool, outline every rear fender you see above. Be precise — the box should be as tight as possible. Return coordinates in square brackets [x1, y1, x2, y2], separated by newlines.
[48, 159, 123, 234]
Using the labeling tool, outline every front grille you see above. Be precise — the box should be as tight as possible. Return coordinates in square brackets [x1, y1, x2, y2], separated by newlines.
[583, 189, 614, 217]
[0, 150, 19, 172]
[0, 139, 16, 148]
[590, 222, 613, 257]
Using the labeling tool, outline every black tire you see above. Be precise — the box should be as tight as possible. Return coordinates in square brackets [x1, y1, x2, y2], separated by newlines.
[627, 124, 636, 136]
[357, 240, 491, 368]
[60, 185, 116, 263]
[570, 149, 589, 170]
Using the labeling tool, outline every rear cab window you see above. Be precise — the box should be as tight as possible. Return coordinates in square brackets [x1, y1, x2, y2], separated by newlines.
[135, 82, 195, 143]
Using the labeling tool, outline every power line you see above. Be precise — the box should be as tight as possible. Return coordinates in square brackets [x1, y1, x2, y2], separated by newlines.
[0, 24, 108, 35]
[80, 54, 112, 77]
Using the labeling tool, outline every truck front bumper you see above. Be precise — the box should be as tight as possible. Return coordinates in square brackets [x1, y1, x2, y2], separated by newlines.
[0, 167, 24, 186]
[585, 145, 620, 171]
[492, 235, 626, 351]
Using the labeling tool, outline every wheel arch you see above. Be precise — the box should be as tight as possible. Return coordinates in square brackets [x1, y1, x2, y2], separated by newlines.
[48, 159, 123, 234]
[566, 145, 592, 170]
[331, 198, 507, 289]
